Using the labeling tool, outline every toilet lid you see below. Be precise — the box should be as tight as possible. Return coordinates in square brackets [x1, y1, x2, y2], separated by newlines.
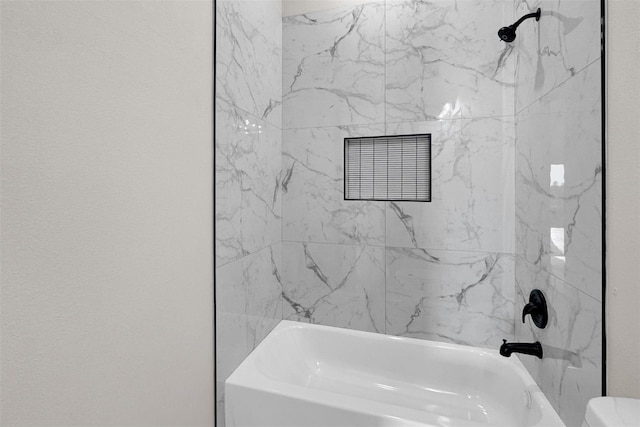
[585, 397, 640, 427]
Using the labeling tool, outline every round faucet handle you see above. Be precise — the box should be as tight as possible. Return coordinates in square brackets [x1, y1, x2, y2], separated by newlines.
[522, 289, 548, 329]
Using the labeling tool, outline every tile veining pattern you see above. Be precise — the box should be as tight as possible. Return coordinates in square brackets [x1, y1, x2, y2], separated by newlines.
[281, 0, 517, 349]
[215, 1, 603, 426]
[513, 1, 602, 426]
[216, 0, 282, 127]
[385, 0, 517, 121]
[282, 3, 385, 128]
[215, 0, 283, 425]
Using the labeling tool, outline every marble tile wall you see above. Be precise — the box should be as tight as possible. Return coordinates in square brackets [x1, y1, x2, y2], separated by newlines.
[282, 3, 385, 128]
[386, 248, 515, 348]
[515, 62, 602, 300]
[282, 124, 386, 246]
[216, 99, 282, 266]
[384, 0, 517, 121]
[215, 245, 283, 425]
[215, 0, 283, 425]
[385, 118, 515, 255]
[513, 0, 601, 114]
[216, 0, 282, 127]
[281, 0, 518, 349]
[214, 0, 603, 425]
[515, 258, 601, 427]
[281, 242, 386, 333]
[513, 1, 603, 425]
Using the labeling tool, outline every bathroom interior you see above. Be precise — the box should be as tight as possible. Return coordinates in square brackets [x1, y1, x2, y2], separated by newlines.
[0, 0, 638, 426]
[215, 0, 638, 425]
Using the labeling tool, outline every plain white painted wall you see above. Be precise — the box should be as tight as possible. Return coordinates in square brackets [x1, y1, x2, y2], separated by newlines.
[0, 1, 214, 425]
[606, 0, 640, 398]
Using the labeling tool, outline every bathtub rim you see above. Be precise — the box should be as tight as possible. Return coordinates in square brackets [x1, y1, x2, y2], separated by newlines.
[226, 320, 566, 427]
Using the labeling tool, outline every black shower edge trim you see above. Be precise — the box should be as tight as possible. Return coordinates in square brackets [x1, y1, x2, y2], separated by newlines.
[600, 0, 607, 398]
[212, 0, 218, 424]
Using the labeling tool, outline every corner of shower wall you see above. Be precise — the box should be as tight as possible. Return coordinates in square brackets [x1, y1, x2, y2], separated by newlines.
[512, 1, 603, 426]
[214, 0, 284, 425]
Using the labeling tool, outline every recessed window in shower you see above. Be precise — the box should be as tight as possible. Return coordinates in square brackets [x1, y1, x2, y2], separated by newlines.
[344, 134, 431, 202]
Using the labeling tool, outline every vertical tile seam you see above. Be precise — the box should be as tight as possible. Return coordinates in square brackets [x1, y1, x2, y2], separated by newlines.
[383, 0, 387, 335]
[280, 9, 285, 326]
[512, 0, 518, 344]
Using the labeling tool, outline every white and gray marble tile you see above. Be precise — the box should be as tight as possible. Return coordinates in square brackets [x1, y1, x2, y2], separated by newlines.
[385, 0, 516, 122]
[215, 257, 248, 427]
[282, 3, 385, 129]
[215, 98, 249, 267]
[513, 0, 601, 112]
[215, 245, 283, 426]
[386, 247, 515, 348]
[239, 118, 282, 254]
[245, 244, 283, 349]
[282, 124, 386, 245]
[386, 117, 515, 253]
[215, 98, 282, 267]
[281, 242, 385, 333]
[216, 3, 603, 427]
[514, 257, 601, 427]
[216, 0, 282, 128]
[515, 61, 602, 300]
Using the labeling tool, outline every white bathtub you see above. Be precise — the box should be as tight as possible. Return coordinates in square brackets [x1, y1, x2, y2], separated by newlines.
[225, 321, 564, 427]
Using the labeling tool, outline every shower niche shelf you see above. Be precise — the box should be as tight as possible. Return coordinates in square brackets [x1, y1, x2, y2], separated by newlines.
[344, 133, 431, 202]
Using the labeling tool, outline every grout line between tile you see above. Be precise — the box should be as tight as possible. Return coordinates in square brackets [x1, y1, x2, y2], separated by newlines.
[515, 57, 602, 116]
[215, 242, 276, 270]
[215, 95, 284, 131]
[516, 254, 603, 303]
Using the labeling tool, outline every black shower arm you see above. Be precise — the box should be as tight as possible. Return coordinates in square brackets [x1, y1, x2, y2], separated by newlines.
[509, 9, 541, 30]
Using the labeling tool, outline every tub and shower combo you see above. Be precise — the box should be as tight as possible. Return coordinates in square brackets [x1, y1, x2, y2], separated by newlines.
[215, 0, 606, 425]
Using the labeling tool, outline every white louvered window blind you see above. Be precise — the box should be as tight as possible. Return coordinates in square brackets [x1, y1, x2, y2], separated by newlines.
[344, 134, 431, 202]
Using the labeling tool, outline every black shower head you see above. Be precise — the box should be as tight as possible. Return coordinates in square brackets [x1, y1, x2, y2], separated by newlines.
[498, 8, 541, 42]
[498, 26, 517, 42]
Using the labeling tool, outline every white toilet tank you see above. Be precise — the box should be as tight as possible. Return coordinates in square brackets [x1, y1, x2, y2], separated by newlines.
[582, 397, 640, 427]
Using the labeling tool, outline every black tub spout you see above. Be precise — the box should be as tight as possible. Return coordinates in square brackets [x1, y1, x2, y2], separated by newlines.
[500, 339, 543, 359]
